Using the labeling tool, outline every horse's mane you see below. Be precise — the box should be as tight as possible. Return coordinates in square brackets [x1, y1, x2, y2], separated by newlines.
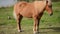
[33, 1, 46, 11]
[33, 0, 52, 9]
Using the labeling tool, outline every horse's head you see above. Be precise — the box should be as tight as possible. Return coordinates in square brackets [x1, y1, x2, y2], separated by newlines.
[45, 0, 53, 16]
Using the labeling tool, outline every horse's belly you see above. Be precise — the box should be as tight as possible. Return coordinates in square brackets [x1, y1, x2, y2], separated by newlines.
[20, 10, 32, 18]
[21, 12, 32, 18]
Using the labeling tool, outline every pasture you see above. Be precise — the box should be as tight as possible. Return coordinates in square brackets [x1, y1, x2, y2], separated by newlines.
[0, 2, 60, 34]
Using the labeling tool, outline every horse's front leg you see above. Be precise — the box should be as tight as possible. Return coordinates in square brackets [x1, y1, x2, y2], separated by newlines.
[33, 17, 40, 34]
[16, 15, 23, 32]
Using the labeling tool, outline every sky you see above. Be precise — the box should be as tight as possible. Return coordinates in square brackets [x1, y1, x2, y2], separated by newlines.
[0, 0, 17, 7]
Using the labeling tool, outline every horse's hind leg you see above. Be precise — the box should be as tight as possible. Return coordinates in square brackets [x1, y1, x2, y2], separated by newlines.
[16, 15, 23, 32]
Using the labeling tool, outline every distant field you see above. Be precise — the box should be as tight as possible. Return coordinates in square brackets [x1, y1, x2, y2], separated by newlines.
[0, 2, 60, 34]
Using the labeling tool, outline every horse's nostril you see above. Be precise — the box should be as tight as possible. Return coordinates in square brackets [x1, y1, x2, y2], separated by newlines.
[50, 13, 53, 16]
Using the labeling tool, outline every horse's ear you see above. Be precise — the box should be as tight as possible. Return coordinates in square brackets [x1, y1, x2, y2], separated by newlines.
[46, 0, 48, 4]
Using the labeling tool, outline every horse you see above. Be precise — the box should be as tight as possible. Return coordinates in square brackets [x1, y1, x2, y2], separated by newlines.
[13, 0, 53, 34]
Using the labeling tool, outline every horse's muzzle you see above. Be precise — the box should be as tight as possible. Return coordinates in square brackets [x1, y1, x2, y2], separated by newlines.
[50, 12, 53, 16]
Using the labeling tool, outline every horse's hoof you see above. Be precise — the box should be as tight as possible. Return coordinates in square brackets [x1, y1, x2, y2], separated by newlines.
[33, 32, 37, 34]
[34, 32, 40, 34]
[18, 30, 23, 32]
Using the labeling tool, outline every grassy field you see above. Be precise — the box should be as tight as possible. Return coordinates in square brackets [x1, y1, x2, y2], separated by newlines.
[0, 2, 60, 34]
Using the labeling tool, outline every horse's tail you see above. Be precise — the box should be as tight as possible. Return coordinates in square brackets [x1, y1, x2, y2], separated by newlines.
[13, 11, 17, 19]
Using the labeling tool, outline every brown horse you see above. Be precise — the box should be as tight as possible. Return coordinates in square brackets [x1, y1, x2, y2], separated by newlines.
[13, 0, 53, 34]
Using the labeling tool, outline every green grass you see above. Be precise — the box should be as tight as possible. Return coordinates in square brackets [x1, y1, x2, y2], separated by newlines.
[0, 2, 60, 34]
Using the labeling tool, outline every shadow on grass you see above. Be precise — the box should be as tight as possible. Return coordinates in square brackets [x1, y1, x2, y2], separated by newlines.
[40, 27, 60, 32]
[0, 23, 7, 26]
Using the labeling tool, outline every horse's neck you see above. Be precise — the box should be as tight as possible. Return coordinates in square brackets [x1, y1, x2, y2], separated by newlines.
[33, 1, 46, 13]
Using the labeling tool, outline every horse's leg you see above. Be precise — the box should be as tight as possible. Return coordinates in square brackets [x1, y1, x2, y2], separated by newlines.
[37, 18, 40, 34]
[33, 17, 40, 34]
[16, 15, 23, 32]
